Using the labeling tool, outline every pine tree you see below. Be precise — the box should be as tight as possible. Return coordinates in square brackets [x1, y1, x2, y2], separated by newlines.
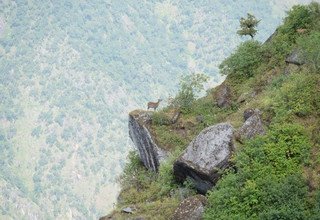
[237, 13, 260, 39]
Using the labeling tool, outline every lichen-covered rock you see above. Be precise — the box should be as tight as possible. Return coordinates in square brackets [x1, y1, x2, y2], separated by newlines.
[216, 84, 232, 108]
[129, 110, 167, 172]
[173, 123, 234, 194]
[171, 195, 207, 220]
[236, 109, 265, 142]
[285, 49, 305, 66]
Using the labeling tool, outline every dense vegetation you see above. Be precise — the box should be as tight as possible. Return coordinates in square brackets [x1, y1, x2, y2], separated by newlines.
[114, 3, 320, 219]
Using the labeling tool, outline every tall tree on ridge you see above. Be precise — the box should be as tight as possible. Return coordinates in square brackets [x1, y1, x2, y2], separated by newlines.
[237, 13, 260, 39]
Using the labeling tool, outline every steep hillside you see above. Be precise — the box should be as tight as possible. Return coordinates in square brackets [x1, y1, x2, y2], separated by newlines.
[108, 3, 320, 219]
[1, 1, 314, 218]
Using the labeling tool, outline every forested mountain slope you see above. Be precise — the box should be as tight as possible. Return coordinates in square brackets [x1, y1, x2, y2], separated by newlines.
[0, 0, 314, 219]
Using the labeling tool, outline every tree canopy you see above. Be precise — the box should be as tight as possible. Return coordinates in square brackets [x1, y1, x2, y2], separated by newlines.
[237, 13, 260, 39]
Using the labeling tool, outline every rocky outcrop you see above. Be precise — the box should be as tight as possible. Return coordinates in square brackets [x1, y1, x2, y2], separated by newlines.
[236, 109, 265, 142]
[215, 84, 232, 108]
[285, 49, 305, 66]
[173, 123, 234, 194]
[129, 110, 167, 172]
[171, 195, 207, 220]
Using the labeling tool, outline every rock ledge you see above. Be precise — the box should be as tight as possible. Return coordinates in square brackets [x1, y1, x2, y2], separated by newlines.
[129, 110, 167, 172]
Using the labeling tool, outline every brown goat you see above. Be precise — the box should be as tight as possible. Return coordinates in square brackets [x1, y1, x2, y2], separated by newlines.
[147, 99, 162, 111]
[296, 28, 307, 34]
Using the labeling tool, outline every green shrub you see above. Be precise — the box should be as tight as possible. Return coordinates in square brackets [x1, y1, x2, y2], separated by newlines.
[152, 112, 171, 126]
[279, 5, 313, 42]
[310, 190, 320, 219]
[262, 3, 320, 66]
[117, 150, 196, 219]
[119, 151, 156, 192]
[219, 40, 263, 78]
[297, 31, 320, 72]
[173, 73, 209, 113]
[274, 73, 320, 119]
[204, 124, 312, 219]
[261, 33, 292, 66]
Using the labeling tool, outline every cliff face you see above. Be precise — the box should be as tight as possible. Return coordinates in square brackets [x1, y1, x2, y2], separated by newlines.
[128, 110, 167, 172]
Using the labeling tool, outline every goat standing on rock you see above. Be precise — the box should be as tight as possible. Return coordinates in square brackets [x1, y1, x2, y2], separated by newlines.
[147, 99, 162, 111]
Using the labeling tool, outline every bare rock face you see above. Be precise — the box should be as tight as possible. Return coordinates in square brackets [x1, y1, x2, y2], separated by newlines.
[171, 195, 208, 220]
[129, 110, 167, 172]
[216, 84, 232, 108]
[285, 49, 305, 66]
[173, 123, 234, 194]
[236, 109, 265, 142]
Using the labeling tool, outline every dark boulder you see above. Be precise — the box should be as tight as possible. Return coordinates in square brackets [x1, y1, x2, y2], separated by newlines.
[171, 195, 207, 220]
[173, 123, 234, 194]
[236, 109, 265, 142]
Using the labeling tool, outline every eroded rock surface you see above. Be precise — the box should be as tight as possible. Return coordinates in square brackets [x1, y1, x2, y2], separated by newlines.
[171, 195, 207, 220]
[216, 84, 232, 108]
[129, 110, 167, 172]
[174, 123, 234, 194]
[236, 109, 265, 142]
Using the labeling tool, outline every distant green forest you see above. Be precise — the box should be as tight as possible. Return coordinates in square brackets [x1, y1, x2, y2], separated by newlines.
[0, 0, 313, 219]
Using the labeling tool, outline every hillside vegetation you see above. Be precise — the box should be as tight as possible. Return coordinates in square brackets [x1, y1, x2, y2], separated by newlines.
[112, 3, 320, 219]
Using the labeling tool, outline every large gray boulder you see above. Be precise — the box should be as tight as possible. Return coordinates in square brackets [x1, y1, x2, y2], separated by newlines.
[171, 195, 207, 220]
[173, 123, 234, 194]
[285, 49, 305, 66]
[236, 109, 265, 142]
[129, 110, 167, 172]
